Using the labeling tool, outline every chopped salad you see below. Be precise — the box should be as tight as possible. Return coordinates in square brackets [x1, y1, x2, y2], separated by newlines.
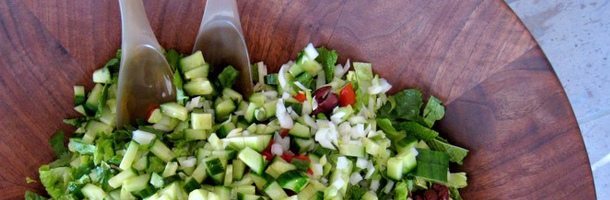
[26, 44, 469, 200]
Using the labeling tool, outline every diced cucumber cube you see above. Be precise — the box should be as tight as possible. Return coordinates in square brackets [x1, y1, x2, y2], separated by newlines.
[192, 112, 213, 130]
[93, 67, 112, 83]
[180, 51, 206, 72]
[147, 108, 163, 123]
[161, 102, 188, 121]
[184, 79, 214, 96]
[238, 147, 265, 175]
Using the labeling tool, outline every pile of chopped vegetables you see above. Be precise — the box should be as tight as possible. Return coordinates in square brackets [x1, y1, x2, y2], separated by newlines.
[27, 44, 469, 200]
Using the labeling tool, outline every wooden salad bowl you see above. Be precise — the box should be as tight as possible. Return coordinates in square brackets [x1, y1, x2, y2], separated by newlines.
[0, 0, 596, 199]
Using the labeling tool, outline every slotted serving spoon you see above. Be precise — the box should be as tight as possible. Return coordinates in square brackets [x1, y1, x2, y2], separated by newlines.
[115, 0, 176, 129]
[193, 0, 254, 97]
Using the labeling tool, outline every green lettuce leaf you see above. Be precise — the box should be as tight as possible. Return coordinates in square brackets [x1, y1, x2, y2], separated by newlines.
[69, 139, 96, 155]
[315, 47, 338, 82]
[345, 184, 367, 200]
[449, 187, 463, 200]
[165, 49, 180, 71]
[39, 165, 72, 199]
[392, 89, 423, 121]
[394, 181, 409, 200]
[376, 118, 404, 140]
[352, 62, 374, 111]
[93, 138, 114, 165]
[24, 191, 48, 200]
[95, 162, 115, 190]
[62, 118, 87, 127]
[95, 84, 110, 118]
[399, 121, 439, 140]
[173, 69, 189, 105]
[70, 161, 94, 181]
[49, 130, 67, 158]
[446, 172, 468, 188]
[422, 96, 445, 127]
[217, 65, 240, 88]
[48, 152, 72, 168]
[426, 138, 469, 165]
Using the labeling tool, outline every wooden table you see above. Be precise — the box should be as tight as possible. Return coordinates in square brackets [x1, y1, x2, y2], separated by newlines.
[0, 0, 596, 199]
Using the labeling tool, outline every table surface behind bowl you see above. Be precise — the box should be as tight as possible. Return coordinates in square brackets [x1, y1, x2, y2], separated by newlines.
[0, 0, 596, 199]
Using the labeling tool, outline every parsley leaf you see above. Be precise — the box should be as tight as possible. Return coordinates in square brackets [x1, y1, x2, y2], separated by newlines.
[173, 69, 189, 105]
[426, 138, 469, 165]
[422, 96, 445, 127]
[315, 47, 338, 82]
[398, 121, 439, 140]
[69, 139, 96, 154]
[449, 187, 463, 200]
[392, 89, 423, 121]
[217, 65, 240, 88]
[345, 184, 367, 200]
[24, 191, 48, 200]
[49, 130, 67, 158]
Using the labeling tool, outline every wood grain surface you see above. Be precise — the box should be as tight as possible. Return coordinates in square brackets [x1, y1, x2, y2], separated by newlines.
[0, 0, 596, 199]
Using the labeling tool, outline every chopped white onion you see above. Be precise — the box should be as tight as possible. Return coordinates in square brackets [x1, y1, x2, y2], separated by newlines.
[357, 103, 369, 118]
[179, 157, 197, 168]
[281, 136, 290, 151]
[152, 124, 171, 131]
[226, 128, 243, 138]
[336, 156, 348, 169]
[293, 81, 311, 92]
[132, 130, 156, 145]
[278, 64, 289, 91]
[304, 43, 319, 60]
[365, 163, 376, 179]
[368, 86, 383, 95]
[335, 59, 350, 78]
[338, 122, 352, 136]
[222, 140, 230, 149]
[185, 96, 202, 110]
[273, 132, 283, 145]
[349, 172, 363, 185]
[341, 135, 351, 144]
[287, 107, 299, 119]
[355, 124, 365, 137]
[356, 158, 368, 169]
[384, 181, 395, 194]
[317, 70, 326, 88]
[379, 78, 392, 93]
[314, 120, 338, 150]
[370, 179, 380, 190]
[276, 99, 294, 129]
[253, 83, 263, 92]
[312, 164, 323, 176]
[410, 147, 419, 156]
[262, 90, 278, 102]
[320, 155, 328, 165]
[348, 116, 367, 125]
[271, 144, 283, 156]
[302, 100, 312, 116]
[303, 114, 318, 129]
[334, 64, 344, 79]
[257, 61, 267, 87]
[282, 92, 291, 100]
[201, 101, 212, 110]
[332, 178, 345, 190]
[368, 96, 376, 117]
[330, 112, 346, 124]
